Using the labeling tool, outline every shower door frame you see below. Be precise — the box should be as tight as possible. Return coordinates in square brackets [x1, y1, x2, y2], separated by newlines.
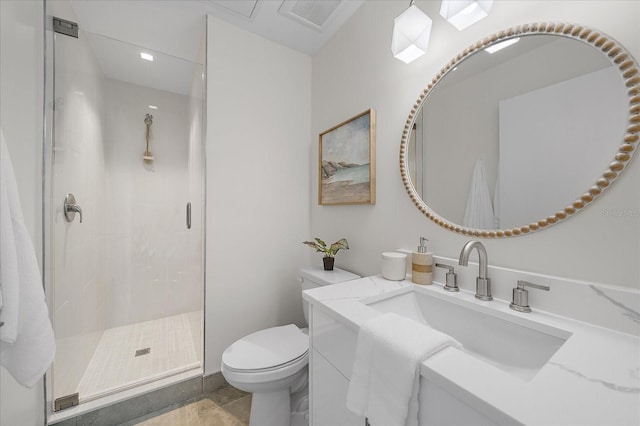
[42, 9, 207, 418]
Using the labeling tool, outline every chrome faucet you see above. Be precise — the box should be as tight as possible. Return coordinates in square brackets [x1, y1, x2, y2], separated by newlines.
[458, 240, 492, 301]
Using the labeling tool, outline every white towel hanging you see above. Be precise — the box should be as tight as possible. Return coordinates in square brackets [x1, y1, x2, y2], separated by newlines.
[463, 159, 495, 230]
[0, 129, 55, 388]
[346, 313, 461, 426]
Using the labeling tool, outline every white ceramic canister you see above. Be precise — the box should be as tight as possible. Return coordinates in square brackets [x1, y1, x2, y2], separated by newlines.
[381, 252, 407, 281]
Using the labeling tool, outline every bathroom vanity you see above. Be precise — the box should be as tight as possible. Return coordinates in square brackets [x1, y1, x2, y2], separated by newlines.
[303, 17, 640, 426]
[303, 265, 640, 426]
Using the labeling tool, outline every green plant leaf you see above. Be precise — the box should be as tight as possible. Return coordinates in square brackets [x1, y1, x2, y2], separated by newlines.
[330, 238, 349, 254]
[314, 237, 327, 248]
[302, 241, 319, 250]
[303, 239, 329, 254]
[304, 237, 347, 256]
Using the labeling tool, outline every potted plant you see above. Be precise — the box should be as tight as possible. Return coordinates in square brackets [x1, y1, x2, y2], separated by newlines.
[302, 237, 349, 271]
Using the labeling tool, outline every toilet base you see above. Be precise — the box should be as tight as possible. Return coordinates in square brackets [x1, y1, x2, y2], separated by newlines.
[291, 389, 309, 426]
[249, 389, 291, 426]
[246, 372, 309, 426]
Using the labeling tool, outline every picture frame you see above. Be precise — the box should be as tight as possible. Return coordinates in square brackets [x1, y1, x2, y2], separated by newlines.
[318, 109, 376, 205]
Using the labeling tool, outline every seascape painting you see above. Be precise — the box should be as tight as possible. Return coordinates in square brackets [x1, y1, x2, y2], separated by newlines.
[319, 109, 376, 205]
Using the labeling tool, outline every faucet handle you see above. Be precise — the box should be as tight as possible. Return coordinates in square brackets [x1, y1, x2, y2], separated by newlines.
[517, 280, 550, 292]
[435, 263, 459, 292]
[64, 193, 83, 223]
[510, 280, 550, 313]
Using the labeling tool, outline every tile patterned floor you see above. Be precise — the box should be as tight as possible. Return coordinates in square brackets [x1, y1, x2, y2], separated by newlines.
[77, 311, 202, 400]
[129, 385, 251, 426]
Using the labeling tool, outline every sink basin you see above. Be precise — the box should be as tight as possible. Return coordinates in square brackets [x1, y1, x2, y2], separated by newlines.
[363, 287, 572, 381]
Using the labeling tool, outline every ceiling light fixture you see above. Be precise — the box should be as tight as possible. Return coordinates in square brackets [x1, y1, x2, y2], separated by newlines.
[148, 105, 158, 110]
[440, 0, 493, 31]
[140, 52, 154, 61]
[392, 0, 433, 64]
[484, 37, 520, 54]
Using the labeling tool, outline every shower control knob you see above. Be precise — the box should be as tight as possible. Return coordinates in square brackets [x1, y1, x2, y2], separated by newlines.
[64, 193, 83, 223]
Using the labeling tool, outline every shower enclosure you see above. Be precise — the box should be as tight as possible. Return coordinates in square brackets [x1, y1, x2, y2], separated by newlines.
[44, 9, 205, 413]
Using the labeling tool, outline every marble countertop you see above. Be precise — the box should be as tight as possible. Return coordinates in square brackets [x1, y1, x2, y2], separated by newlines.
[303, 275, 640, 425]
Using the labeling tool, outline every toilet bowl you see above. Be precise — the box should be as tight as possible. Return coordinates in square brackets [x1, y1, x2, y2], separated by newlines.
[221, 266, 360, 426]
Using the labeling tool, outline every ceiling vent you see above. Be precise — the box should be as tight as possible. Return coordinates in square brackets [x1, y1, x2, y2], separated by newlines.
[279, 0, 342, 32]
[208, 0, 258, 19]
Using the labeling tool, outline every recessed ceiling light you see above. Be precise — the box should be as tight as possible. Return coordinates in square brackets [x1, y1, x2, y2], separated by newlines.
[140, 52, 154, 61]
[148, 105, 158, 110]
[484, 37, 520, 54]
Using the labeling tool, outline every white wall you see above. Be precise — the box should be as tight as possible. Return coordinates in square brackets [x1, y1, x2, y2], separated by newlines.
[205, 16, 312, 375]
[103, 79, 201, 328]
[500, 67, 626, 228]
[311, 1, 640, 291]
[0, 1, 45, 425]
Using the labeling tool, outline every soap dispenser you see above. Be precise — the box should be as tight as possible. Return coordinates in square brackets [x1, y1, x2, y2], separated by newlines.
[411, 237, 433, 285]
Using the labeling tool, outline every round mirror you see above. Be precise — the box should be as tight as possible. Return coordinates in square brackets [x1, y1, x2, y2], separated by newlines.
[401, 23, 639, 238]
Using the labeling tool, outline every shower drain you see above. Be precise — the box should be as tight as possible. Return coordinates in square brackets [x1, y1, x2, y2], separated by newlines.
[135, 347, 151, 357]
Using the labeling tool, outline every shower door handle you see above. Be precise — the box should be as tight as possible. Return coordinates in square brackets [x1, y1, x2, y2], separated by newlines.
[64, 193, 83, 223]
[186, 202, 191, 229]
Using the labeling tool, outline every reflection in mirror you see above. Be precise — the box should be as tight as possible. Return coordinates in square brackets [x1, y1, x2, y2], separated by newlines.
[402, 23, 639, 238]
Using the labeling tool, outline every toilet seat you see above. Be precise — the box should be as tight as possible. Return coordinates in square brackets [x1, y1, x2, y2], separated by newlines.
[221, 324, 309, 384]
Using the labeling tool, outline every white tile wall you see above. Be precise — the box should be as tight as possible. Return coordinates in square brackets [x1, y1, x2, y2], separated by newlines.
[102, 78, 202, 328]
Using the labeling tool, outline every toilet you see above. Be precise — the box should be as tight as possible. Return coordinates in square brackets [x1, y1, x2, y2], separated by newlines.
[221, 266, 360, 426]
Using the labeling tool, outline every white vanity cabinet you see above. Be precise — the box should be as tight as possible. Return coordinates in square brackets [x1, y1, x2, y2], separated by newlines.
[309, 304, 364, 426]
[308, 301, 498, 426]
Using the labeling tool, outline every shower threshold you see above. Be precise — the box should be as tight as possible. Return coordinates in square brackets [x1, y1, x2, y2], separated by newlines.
[48, 368, 203, 425]
[78, 361, 201, 404]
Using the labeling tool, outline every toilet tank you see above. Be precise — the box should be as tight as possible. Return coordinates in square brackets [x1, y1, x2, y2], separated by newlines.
[299, 266, 360, 324]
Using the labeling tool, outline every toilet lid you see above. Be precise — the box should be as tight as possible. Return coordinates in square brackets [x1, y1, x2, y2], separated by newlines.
[222, 324, 309, 371]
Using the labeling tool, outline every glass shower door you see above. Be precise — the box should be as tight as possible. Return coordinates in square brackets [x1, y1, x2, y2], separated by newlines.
[48, 19, 204, 409]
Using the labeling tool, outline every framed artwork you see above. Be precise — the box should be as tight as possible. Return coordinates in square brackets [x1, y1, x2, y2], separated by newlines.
[318, 109, 376, 205]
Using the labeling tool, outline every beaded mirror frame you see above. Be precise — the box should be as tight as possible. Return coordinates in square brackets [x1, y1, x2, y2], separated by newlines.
[400, 22, 640, 238]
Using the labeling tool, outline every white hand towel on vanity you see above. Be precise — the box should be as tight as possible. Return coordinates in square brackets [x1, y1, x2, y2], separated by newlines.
[347, 312, 461, 426]
[0, 129, 55, 387]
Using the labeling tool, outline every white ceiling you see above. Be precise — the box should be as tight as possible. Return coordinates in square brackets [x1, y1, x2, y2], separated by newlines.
[66, 0, 364, 95]
[83, 32, 200, 96]
[70, 0, 365, 63]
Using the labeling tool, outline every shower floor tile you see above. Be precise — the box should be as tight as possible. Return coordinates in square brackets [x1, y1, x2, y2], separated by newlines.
[77, 311, 202, 400]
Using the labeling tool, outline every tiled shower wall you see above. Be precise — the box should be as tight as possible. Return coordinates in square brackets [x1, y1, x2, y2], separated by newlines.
[102, 78, 201, 329]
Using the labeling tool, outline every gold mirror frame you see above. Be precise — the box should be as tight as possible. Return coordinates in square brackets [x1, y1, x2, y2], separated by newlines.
[400, 22, 640, 238]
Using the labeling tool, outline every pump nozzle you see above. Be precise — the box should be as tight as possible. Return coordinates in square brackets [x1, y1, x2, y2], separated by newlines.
[418, 237, 428, 253]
